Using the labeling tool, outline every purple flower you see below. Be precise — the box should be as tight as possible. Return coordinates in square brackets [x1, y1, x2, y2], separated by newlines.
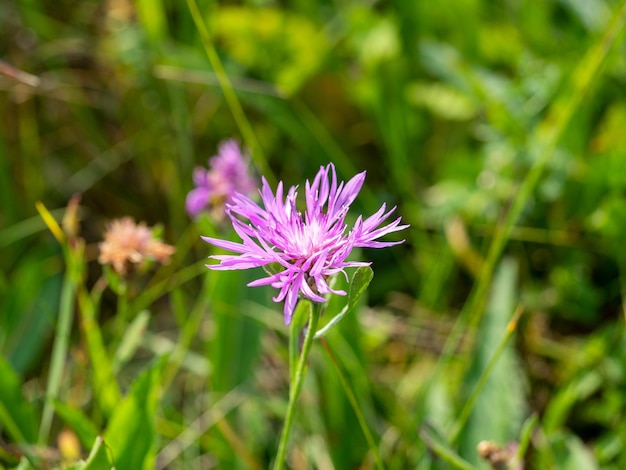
[186, 140, 257, 218]
[202, 163, 409, 324]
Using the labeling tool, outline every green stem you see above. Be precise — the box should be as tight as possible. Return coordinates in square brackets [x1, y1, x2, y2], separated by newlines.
[273, 301, 321, 470]
[113, 279, 129, 339]
[420, 0, 626, 418]
[419, 426, 479, 470]
[129, 260, 207, 317]
[185, 0, 271, 182]
[76, 284, 121, 415]
[161, 272, 213, 390]
[38, 247, 79, 445]
[448, 305, 524, 444]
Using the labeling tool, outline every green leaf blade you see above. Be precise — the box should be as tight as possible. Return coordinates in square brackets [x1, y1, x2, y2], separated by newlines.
[103, 357, 167, 470]
[82, 436, 114, 470]
[0, 357, 37, 444]
[52, 401, 99, 450]
[315, 267, 373, 339]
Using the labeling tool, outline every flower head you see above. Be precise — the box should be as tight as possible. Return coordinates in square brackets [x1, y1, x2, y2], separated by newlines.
[202, 163, 408, 324]
[186, 140, 257, 219]
[98, 217, 175, 274]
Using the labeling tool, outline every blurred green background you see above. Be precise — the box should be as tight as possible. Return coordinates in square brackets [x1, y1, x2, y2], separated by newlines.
[2, 0, 626, 468]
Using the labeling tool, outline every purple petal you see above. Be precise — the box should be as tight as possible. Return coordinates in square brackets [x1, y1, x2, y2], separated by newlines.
[198, 159, 408, 324]
[186, 188, 211, 217]
[283, 284, 300, 324]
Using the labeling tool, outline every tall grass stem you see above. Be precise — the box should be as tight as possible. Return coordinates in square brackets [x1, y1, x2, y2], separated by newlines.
[35, 202, 79, 445]
[428, 0, 626, 396]
[448, 305, 524, 444]
[38, 250, 78, 445]
[185, 0, 271, 181]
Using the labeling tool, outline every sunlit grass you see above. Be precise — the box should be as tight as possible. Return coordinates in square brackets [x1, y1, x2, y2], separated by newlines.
[2, 0, 626, 469]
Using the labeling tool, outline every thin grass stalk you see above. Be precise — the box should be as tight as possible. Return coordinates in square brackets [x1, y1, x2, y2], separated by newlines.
[215, 418, 264, 470]
[130, 260, 206, 317]
[273, 301, 321, 470]
[516, 413, 539, 463]
[35, 202, 80, 446]
[0, 405, 38, 467]
[38, 246, 79, 446]
[419, 426, 479, 470]
[321, 338, 385, 470]
[161, 272, 213, 389]
[0, 208, 66, 249]
[155, 386, 249, 469]
[448, 305, 524, 444]
[429, 0, 626, 389]
[39, 270, 76, 444]
[185, 0, 271, 181]
[112, 279, 129, 343]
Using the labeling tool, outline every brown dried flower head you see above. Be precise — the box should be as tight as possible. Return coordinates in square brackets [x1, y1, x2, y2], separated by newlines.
[98, 217, 175, 274]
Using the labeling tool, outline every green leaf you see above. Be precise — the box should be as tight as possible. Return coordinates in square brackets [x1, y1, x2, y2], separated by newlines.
[0, 357, 37, 444]
[406, 81, 478, 121]
[516, 414, 538, 462]
[314, 267, 373, 339]
[419, 425, 480, 470]
[136, 0, 167, 44]
[210, 269, 263, 392]
[204, 267, 265, 467]
[64, 437, 114, 470]
[211, 6, 329, 94]
[104, 357, 166, 470]
[52, 401, 99, 450]
[262, 262, 284, 277]
[458, 258, 526, 464]
[76, 289, 121, 417]
[82, 437, 114, 470]
[102, 265, 124, 297]
[542, 370, 603, 435]
[112, 310, 150, 372]
[548, 431, 599, 470]
[3, 259, 61, 375]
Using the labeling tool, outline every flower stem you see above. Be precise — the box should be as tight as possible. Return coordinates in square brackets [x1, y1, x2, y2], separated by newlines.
[273, 301, 321, 470]
[109, 278, 129, 357]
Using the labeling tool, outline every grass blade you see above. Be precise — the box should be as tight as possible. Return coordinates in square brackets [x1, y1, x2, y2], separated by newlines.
[321, 338, 384, 470]
[104, 357, 167, 469]
[0, 357, 37, 444]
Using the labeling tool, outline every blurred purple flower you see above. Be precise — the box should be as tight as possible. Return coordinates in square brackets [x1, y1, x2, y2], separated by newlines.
[186, 140, 257, 219]
[202, 163, 408, 324]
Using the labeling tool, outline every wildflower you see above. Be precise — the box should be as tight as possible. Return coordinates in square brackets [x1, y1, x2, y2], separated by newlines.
[202, 163, 408, 324]
[186, 139, 257, 219]
[98, 217, 175, 274]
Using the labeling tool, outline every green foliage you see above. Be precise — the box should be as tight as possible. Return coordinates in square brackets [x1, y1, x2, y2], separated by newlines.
[315, 266, 373, 338]
[78, 437, 114, 470]
[210, 6, 329, 95]
[104, 357, 166, 470]
[458, 259, 526, 466]
[52, 402, 99, 450]
[0, 357, 37, 445]
[2, 0, 626, 468]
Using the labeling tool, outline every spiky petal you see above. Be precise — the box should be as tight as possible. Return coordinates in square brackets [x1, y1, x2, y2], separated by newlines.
[203, 163, 408, 324]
